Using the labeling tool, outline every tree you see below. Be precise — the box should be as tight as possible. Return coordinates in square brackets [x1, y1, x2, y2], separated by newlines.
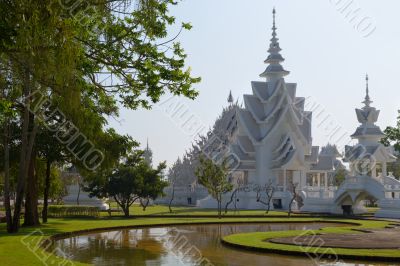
[332, 168, 347, 186]
[166, 158, 181, 213]
[382, 112, 400, 178]
[224, 178, 244, 214]
[29, 126, 66, 223]
[137, 162, 167, 211]
[195, 156, 233, 218]
[382, 111, 400, 152]
[168, 181, 175, 213]
[107, 167, 140, 217]
[224, 187, 239, 214]
[288, 181, 298, 217]
[387, 158, 400, 179]
[87, 146, 166, 217]
[255, 180, 276, 214]
[1, 0, 200, 233]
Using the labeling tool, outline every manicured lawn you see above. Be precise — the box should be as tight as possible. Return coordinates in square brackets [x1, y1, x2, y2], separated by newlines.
[0, 205, 393, 266]
[102, 203, 313, 217]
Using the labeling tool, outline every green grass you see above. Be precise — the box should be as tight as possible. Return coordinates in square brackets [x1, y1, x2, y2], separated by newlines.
[101, 203, 313, 217]
[222, 219, 400, 260]
[0, 205, 395, 266]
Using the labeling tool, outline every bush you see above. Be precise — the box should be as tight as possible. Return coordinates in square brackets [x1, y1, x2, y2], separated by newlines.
[43, 205, 100, 218]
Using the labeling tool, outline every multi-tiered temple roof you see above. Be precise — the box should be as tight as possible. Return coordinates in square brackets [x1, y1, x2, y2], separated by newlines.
[345, 75, 396, 166]
[232, 8, 315, 171]
[351, 75, 385, 140]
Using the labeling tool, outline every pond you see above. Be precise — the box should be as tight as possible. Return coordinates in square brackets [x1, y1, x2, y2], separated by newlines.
[50, 222, 391, 266]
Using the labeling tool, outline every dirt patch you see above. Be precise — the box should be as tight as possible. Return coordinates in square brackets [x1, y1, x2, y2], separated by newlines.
[269, 228, 400, 249]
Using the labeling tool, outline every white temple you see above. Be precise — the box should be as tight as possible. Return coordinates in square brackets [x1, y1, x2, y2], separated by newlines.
[199, 8, 338, 210]
[196, 9, 400, 218]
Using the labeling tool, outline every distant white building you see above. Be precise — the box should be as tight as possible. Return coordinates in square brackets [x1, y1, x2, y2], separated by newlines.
[62, 167, 109, 210]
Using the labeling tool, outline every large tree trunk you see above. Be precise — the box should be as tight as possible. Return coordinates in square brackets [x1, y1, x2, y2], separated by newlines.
[11, 69, 37, 232]
[11, 71, 30, 232]
[122, 204, 129, 217]
[3, 118, 12, 233]
[42, 159, 51, 223]
[24, 149, 40, 226]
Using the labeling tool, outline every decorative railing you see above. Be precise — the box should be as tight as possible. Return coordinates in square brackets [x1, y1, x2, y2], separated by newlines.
[302, 186, 337, 199]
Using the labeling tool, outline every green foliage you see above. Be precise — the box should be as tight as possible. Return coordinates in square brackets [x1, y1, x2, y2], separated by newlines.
[195, 155, 233, 217]
[72, 0, 201, 110]
[196, 156, 233, 198]
[135, 161, 168, 200]
[87, 148, 167, 216]
[333, 168, 347, 186]
[382, 111, 400, 152]
[387, 158, 400, 179]
[0, 0, 200, 232]
[36, 160, 67, 202]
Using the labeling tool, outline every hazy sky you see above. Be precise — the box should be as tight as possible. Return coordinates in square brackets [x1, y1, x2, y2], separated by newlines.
[108, 0, 400, 167]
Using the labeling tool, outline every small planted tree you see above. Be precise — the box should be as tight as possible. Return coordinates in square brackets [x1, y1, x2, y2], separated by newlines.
[224, 178, 244, 214]
[224, 187, 239, 214]
[168, 180, 176, 213]
[195, 155, 233, 218]
[87, 149, 167, 217]
[255, 180, 276, 214]
[137, 162, 168, 211]
[167, 159, 181, 213]
[107, 165, 141, 217]
[288, 181, 298, 217]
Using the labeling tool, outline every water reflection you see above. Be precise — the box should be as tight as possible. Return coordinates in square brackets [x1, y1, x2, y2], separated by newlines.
[51, 222, 392, 266]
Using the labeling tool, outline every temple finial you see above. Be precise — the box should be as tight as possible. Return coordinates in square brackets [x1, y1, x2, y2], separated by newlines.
[363, 74, 372, 107]
[272, 8, 276, 33]
[259, 8, 290, 79]
[227, 90, 233, 104]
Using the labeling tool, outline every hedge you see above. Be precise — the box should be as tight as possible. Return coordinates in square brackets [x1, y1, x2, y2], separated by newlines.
[44, 205, 100, 218]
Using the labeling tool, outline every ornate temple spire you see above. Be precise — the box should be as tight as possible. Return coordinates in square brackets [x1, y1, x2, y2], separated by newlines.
[260, 8, 290, 80]
[363, 74, 372, 107]
[144, 138, 153, 166]
[227, 90, 233, 104]
[351, 74, 384, 140]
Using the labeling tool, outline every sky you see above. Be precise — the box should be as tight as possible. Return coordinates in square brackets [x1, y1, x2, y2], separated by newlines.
[108, 0, 400, 167]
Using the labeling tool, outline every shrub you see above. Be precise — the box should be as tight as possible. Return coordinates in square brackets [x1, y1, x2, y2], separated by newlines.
[43, 205, 100, 218]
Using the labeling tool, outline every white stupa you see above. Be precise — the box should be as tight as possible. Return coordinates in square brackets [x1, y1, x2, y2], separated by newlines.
[301, 75, 400, 217]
